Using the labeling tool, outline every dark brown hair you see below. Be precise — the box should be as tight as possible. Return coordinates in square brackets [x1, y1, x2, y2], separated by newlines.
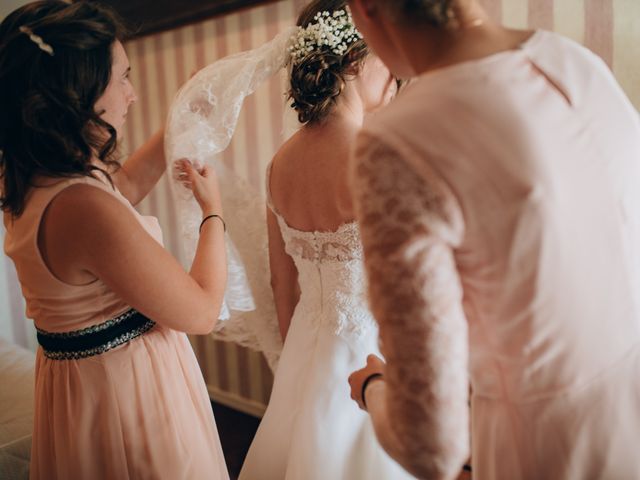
[382, 0, 454, 27]
[288, 0, 369, 125]
[0, 1, 127, 217]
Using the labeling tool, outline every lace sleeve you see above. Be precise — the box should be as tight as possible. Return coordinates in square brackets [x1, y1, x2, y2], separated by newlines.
[352, 132, 470, 479]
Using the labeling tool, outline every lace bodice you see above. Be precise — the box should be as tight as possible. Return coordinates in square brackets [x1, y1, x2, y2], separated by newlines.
[266, 163, 374, 338]
[278, 221, 362, 264]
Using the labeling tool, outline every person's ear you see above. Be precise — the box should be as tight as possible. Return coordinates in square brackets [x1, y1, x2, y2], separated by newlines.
[343, 50, 364, 76]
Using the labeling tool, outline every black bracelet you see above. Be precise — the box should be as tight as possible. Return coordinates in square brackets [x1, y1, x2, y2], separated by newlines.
[361, 373, 383, 410]
[199, 214, 226, 233]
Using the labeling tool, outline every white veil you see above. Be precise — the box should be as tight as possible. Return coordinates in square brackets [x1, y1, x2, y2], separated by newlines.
[164, 26, 299, 370]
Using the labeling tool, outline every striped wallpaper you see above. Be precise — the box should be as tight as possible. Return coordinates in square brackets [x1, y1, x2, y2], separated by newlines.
[120, 0, 639, 414]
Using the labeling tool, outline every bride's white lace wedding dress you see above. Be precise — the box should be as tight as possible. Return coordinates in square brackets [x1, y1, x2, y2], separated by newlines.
[164, 25, 416, 479]
[238, 164, 415, 480]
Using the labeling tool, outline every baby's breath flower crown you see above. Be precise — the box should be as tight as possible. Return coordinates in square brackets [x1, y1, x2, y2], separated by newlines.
[288, 8, 363, 64]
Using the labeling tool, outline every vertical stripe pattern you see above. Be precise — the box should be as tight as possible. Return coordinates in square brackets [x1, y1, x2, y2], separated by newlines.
[116, 0, 639, 413]
[584, 0, 614, 67]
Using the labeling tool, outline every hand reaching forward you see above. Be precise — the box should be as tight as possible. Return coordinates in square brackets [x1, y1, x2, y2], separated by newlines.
[348, 354, 386, 410]
[174, 159, 223, 215]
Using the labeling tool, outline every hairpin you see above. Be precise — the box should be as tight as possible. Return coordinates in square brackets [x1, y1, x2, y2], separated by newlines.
[19, 25, 54, 56]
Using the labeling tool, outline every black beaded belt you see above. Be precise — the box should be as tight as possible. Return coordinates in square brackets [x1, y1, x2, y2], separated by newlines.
[36, 309, 156, 360]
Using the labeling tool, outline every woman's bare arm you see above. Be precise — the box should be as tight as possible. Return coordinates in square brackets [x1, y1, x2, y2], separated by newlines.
[41, 181, 226, 334]
[112, 128, 166, 206]
[267, 207, 300, 340]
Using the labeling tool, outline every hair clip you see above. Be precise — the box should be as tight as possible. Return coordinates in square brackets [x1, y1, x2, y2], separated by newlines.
[288, 7, 362, 65]
[19, 26, 54, 56]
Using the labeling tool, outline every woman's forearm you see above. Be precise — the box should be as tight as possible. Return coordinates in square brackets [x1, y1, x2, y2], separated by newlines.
[267, 207, 299, 341]
[116, 128, 167, 205]
[352, 133, 470, 480]
[187, 214, 228, 332]
[272, 276, 300, 340]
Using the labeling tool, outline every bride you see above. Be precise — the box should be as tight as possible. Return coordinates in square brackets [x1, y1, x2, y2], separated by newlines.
[237, 1, 412, 479]
[165, 1, 413, 478]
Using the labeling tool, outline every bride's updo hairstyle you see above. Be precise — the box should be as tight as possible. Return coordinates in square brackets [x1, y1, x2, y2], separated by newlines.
[288, 0, 368, 124]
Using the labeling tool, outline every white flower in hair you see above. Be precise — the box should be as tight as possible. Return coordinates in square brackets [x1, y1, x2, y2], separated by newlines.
[288, 7, 363, 64]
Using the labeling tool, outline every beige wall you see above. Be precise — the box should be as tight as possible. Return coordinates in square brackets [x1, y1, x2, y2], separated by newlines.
[122, 0, 639, 414]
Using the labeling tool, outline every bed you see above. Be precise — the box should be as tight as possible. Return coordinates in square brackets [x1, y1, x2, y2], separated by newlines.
[0, 338, 34, 480]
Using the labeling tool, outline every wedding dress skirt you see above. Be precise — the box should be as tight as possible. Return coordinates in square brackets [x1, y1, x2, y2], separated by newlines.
[239, 166, 414, 480]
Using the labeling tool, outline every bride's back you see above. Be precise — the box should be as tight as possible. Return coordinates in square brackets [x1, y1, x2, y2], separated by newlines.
[267, 0, 376, 234]
[269, 119, 357, 233]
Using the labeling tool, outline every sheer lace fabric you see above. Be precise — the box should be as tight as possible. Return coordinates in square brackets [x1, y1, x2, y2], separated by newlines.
[351, 134, 470, 479]
[164, 28, 298, 368]
[265, 163, 375, 338]
[283, 223, 362, 264]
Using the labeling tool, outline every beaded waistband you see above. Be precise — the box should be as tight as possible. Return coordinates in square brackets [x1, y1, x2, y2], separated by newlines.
[36, 309, 155, 360]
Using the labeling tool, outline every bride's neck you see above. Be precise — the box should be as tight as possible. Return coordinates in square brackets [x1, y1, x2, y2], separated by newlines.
[330, 87, 365, 129]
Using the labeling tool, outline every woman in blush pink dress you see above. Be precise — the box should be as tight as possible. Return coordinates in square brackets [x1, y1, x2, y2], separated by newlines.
[346, 0, 640, 479]
[1, 2, 229, 479]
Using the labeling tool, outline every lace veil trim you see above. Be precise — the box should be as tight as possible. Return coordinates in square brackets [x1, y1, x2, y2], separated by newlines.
[164, 27, 298, 369]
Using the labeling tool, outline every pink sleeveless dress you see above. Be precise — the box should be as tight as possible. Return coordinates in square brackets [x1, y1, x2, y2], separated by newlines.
[3, 175, 229, 480]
